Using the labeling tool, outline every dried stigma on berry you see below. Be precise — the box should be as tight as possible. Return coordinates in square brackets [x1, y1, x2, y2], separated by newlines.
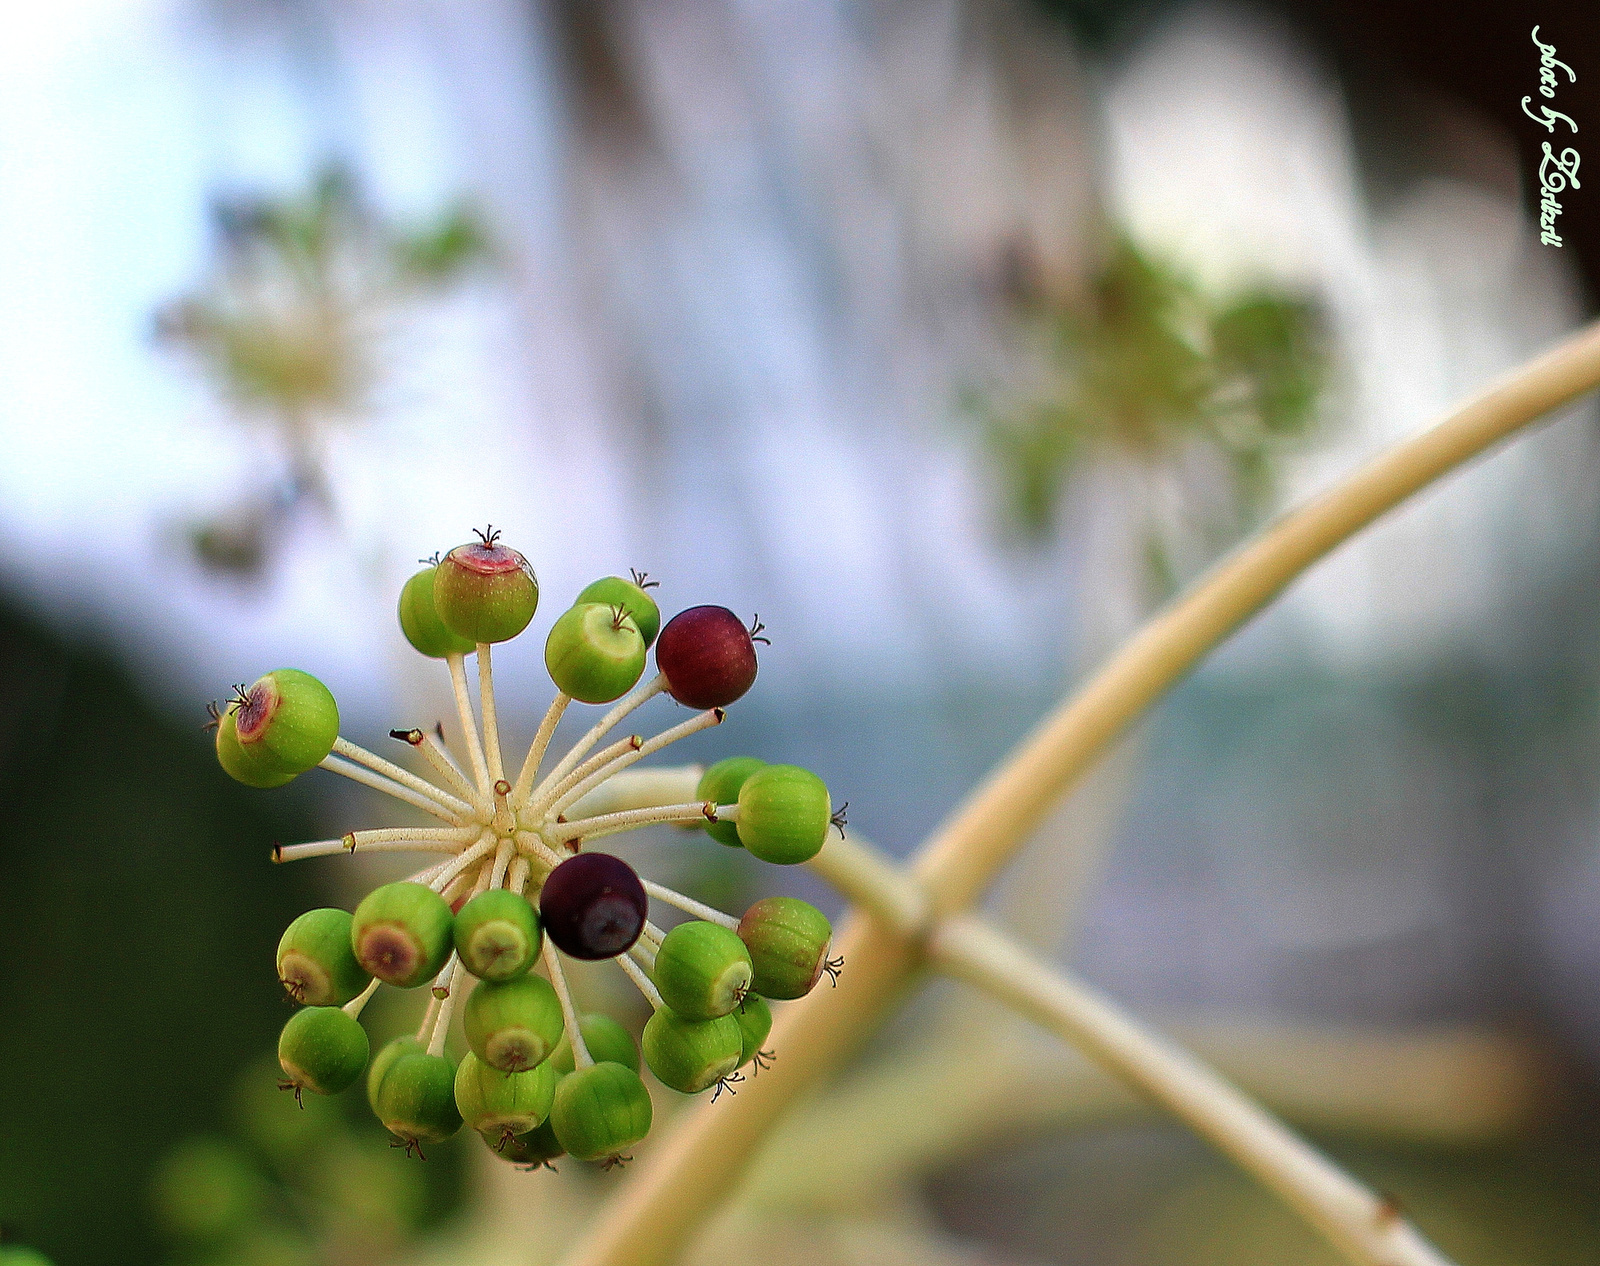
[490, 1118, 565, 1166]
[398, 564, 476, 658]
[576, 575, 662, 648]
[276, 908, 371, 1005]
[375, 1051, 463, 1150]
[549, 1012, 640, 1074]
[545, 602, 647, 703]
[652, 920, 753, 1020]
[641, 1008, 743, 1094]
[539, 853, 647, 960]
[696, 756, 765, 846]
[453, 889, 541, 982]
[654, 605, 758, 709]
[550, 1062, 653, 1162]
[737, 897, 833, 999]
[278, 1006, 370, 1097]
[433, 530, 539, 644]
[463, 973, 564, 1072]
[734, 994, 773, 1068]
[216, 669, 339, 786]
[736, 764, 831, 864]
[454, 1051, 558, 1138]
[351, 882, 455, 988]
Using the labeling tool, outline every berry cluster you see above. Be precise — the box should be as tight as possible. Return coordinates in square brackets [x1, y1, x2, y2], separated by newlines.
[218, 531, 843, 1169]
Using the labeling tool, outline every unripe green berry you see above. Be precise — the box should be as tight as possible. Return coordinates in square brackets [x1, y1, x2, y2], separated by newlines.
[452, 890, 541, 982]
[577, 575, 661, 648]
[453, 1051, 557, 1139]
[433, 533, 539, 644]
[277, 907, 370, 1005]
[215, 705, 296, 788]
[652, 921, 753, 1020]
[351, 882, 454, 988]
[641, 1008, 743, 1094]
[375, 1051, 463, 1147]
[550, 1013, 641, 1075]
[398, 565, 476, 658]
[696, 756, 765, 846]
[734, 995, 773, 1067]
[737, 897, 833, 999]
[545, 603, 647, 703]
[224, 669, 340, 781]
[488, 1118, 565, 1166]
[367, 1035, 424, 1113]
[736, 764, 831, 864]
[278, 1006, 370, 1096]
[550, 1062, 653, 1161]
[463, 974, 564, 1072]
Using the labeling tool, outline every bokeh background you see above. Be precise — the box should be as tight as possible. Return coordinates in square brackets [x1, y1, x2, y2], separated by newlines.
[3, 1, 1599, 1264]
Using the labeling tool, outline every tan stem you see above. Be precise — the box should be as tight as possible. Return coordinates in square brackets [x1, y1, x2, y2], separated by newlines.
[559, 321, 1600, 1266]
[929, 915, 1455, 1266]
[917, 318, 1600, 911]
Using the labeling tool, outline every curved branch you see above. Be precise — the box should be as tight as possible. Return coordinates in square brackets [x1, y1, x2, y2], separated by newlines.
[560, 322, 1600, 1266]
[929, 915, 1455, 1266]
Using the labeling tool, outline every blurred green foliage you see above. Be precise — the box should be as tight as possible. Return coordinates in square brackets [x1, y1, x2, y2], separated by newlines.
[973, 234, 1328, 578]
[157, 166, 487, 419]
[0, 597, 460, 1265]
[155, 167, 489, 577]
[149, 1052, 460, 1266]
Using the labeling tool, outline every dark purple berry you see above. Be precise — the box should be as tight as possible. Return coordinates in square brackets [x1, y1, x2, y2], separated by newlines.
[538, 853, 647, 960]
[654, 606, 758, 710]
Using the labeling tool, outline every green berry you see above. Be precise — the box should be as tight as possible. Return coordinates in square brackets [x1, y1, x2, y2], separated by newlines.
[734, 995, 773, 1067]
[550, 1062, 653, 1161]
[214, 705, 295, 788]
[737, 897, 833, 999]
[398, 565, 476, 658]
[550, 1013, 640, 1075]
[351, 882, 454, 988]
[696, 756, 765, 846]
[463, 974, 564, 1072]
[488, 1117, 565, 1166]
[453, 1051, 557, 1140]
[735, 764, 831, 864]
[652, 921, 753, 1020]
[277, 1006, 370, 1097]
[375, 1051, 463, 1149]
[367, 1035, 423, 1114]
[276, 908, 370, 1005]
[433, 531, 539, 644]
[452, 890, 541, 982]
[221, 669, 340, 783]
[545, 603, 648, 703]
[576, 575, 662, 648]
[641, 1008, 743, 1094]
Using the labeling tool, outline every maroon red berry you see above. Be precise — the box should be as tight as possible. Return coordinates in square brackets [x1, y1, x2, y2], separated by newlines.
[654, 606, 759, 709]
[538, 853, 647, 960]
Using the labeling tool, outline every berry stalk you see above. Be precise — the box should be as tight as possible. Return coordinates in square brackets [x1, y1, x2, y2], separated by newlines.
[639, 879, 739, 931]
[331, 736, 475, 819]
[544, 943, 593, 1069]
[511, 693, 571, 802]
[615, 951, 664, 1010]
[446, 652, 493, 795]
[318, 753, 469, 824]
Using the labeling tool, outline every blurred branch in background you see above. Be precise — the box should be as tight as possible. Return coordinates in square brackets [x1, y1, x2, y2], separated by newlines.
[154, 167, 489, 579]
